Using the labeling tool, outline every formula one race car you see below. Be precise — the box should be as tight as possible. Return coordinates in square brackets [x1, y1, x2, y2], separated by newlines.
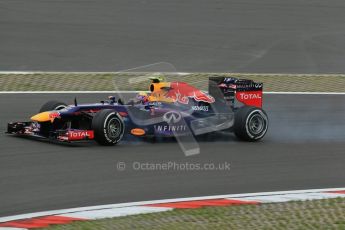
[6, 76, 268, 145]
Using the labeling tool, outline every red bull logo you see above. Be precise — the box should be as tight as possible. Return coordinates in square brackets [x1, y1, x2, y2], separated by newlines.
[48, 112, 60, 119]
[165, 82, 215, 104]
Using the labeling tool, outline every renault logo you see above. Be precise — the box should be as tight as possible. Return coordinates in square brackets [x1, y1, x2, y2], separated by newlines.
[163, 111, 182, 124]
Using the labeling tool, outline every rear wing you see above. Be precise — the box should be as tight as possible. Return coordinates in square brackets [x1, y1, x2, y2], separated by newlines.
[208, 76, 263, 108]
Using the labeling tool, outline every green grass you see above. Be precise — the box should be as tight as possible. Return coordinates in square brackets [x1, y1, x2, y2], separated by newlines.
[42, 198, 345, 230]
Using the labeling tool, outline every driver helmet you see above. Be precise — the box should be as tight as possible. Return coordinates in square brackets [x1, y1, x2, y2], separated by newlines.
[149, 74, 165, 83]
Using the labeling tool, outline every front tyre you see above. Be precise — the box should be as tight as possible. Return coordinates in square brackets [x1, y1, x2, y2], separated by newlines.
[39, 100, 67, 112]
[92, 109, 125, 146]
[234, 106, 268, 141]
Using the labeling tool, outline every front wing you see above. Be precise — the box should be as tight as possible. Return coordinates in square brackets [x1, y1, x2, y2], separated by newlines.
[7, 122, 95, 143]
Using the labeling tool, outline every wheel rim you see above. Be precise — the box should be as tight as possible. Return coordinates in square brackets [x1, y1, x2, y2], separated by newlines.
[107, 118, 121, 139]
[248, 113, 265, 135]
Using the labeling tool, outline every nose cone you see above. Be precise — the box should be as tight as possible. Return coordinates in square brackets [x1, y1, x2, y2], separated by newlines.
[31, 111, 60, 122]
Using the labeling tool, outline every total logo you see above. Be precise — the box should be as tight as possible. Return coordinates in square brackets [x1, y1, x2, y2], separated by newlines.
[69, 132, 90, 138]
[239, 93, 262, 100]
[68, 130, 94, 140]
[236, 91, 263, 108]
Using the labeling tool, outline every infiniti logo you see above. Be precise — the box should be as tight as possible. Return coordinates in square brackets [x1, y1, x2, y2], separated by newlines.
[163, 111, 182, 124]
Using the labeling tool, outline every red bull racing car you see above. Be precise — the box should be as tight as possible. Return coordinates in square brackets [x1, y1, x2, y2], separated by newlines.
[6, 76, 268, 145]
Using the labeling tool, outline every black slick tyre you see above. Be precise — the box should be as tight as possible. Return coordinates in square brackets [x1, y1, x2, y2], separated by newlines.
[39, 101, 67, 112]
[234, 106, 268, 141]
[92, 109, 125, 146]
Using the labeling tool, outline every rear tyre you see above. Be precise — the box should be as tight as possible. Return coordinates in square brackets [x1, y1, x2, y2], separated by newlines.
[39, 100, 67, 112]
[92, 109, 125, 146]
[234, 106, 268, 141]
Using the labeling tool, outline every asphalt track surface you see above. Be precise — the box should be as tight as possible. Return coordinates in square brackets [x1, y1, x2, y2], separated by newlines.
[1, 93, 345, 217]
[2, 0, 345, 73]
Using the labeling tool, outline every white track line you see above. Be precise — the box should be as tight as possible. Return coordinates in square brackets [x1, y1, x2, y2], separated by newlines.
[0, 228, 26, 230]
[0, 71, 190, 75]
[0, 91, 140, 94]
[266, 92, 345, 95]
[1, 71, 345, 77]
[58, 206, 173, 220]
[0, 91, 345, 95]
